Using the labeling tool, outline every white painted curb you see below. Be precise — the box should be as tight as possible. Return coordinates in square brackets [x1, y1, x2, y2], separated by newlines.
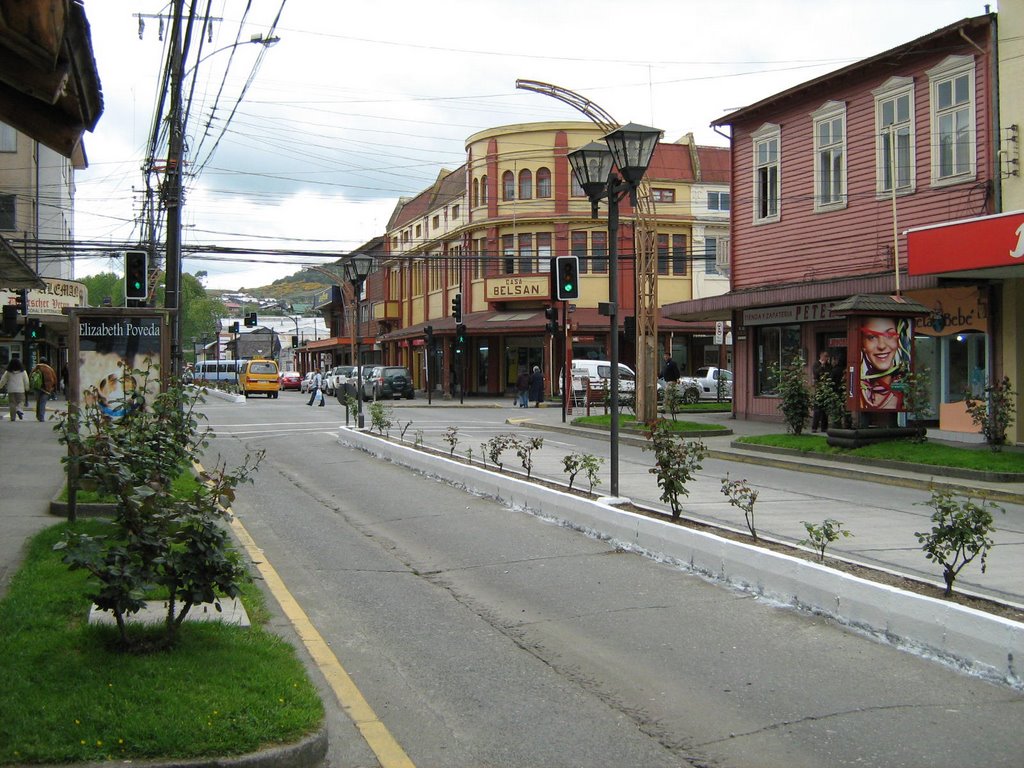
[192, 386, 245, 404]
[338, 427, 1024, 688]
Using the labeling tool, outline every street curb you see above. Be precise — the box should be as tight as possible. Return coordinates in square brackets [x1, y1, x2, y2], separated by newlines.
[30, 726, 328, 768]
[339, 427, 1024, 689]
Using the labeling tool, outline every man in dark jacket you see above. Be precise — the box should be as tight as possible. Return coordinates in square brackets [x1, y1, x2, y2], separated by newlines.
[661, 352, 680, 384]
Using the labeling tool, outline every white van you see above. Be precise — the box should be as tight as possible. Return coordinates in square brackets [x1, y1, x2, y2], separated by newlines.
[559, 360, 636, 397]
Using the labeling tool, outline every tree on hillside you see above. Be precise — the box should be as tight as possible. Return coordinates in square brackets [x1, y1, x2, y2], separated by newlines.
[80, 272, 124, 307]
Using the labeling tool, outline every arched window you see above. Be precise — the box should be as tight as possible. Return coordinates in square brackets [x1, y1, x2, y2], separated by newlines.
[480, 175, 488, 205]
[502, 171, 515, 200]
[536, 167, 552, 198]
[519, 169, 533, 200]
[472, 178, 479, 208]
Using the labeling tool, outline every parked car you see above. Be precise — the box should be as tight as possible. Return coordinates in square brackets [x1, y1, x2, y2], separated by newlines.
[362, 366, 415, 400]
[327, 365, 358, 398]
[560, 360, 637, 398]
[279, 370, 302, 391]
[675, 366, 733, 403]
[340, 365, 377, 399]
[300, 371, 316, 394]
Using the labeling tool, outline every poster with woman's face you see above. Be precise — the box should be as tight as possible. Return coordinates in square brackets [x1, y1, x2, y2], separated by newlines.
[859, 316, 912, 411]
[77, 316, 162, 418]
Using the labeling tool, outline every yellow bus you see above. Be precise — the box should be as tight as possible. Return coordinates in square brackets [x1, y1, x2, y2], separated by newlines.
[239, 358, 280, 399]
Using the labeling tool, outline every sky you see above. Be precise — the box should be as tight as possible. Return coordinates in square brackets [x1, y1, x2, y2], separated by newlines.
[73, 0, 992, 291]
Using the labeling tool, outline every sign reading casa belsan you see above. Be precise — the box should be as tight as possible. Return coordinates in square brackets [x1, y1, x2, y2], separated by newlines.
[485, 275, 550, 301]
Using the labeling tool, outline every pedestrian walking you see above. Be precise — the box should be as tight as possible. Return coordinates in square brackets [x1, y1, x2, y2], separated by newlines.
[0, 358, 29, 421]
[528, 365, 544, 407]
[515, 369, 530, 408]
[660, 352, 680, 384]
[306, 370, 325, 407]
[811, 350, 832, 432]
[30, 358, 57, 421]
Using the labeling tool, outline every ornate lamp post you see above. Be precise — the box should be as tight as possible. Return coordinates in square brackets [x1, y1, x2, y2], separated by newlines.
[568, 123, 661, 498]
[343, 253, 373, 428]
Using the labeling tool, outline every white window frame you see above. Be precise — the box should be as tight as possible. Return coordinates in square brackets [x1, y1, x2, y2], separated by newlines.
[752, 123, 781, 223]
[707, 190, 730, 211]
[873, 76, 916, 196]
[811, 101, 847, 212]
[928, 55, 976, 186]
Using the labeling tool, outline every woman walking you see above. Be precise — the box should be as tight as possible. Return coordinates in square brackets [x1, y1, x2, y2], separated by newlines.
[0, 358, 29, 421]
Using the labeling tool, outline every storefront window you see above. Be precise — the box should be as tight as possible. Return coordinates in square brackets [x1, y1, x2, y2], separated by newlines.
[756, 324, 801, 394]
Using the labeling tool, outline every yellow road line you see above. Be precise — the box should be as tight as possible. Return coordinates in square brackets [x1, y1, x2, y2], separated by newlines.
[225, 502, 415, 768]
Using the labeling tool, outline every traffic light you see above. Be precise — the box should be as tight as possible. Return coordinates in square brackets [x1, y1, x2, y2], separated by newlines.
[15, 289, 28, 315]
[2, 305, 17, 335]
[554, 256, 580, 300]
[291, 335, 299, 349]
[544, 306, 559, 334]
[456, 323, 467, 346]
[229, 321, 240, 333]
[424, 325, 434, 348]
[450, 292, 463, 324]
[26, 318, 44, 340]
[244, 311, 257, 328]
[124, 250, 148, 303]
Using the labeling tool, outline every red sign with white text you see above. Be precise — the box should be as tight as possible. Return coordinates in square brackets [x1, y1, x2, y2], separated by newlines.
[907, 210, 1024, 275]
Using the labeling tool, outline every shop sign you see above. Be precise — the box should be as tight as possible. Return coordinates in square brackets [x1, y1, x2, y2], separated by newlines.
[907, 210, 1024, 275]
[907, 287, 987, 336]
[1, 278, 87, 316]
[485, 275, 550, 301]
[743, 300, 837, 326]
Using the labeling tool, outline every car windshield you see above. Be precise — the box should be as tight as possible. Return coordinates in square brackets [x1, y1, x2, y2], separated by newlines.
[383, 368, 408, 378]
[250, 362, 276, 375]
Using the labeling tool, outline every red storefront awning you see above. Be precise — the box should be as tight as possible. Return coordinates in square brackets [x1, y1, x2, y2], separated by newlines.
[907, 210, 1024, 277]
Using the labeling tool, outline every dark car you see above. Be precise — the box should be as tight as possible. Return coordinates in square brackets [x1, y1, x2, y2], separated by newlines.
[363, 366, 415, 400]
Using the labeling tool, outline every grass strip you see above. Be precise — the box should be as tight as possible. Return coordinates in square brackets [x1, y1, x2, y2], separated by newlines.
[572, 413, 720, 432]
[0, 520, 323, 765]
[737, 433, 1024, 473]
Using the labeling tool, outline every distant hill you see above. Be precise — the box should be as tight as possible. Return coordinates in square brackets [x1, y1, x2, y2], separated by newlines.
[210, 267, 339, 311]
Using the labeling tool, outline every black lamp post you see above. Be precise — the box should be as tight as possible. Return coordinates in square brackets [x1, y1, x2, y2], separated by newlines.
[568, 123, 661, 498]
[343, 253, 373, 428]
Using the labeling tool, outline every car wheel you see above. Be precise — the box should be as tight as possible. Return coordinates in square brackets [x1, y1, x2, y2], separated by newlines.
[243, 391, 250, 399]
[405, 390, 414, 400]
[682, 387, 700, 405]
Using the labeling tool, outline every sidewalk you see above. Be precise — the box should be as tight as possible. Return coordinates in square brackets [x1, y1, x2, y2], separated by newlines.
[0, 414, 67, 600]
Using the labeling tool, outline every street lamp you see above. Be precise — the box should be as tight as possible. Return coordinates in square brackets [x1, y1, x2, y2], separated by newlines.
[568, 123, 662, 498]
[343, 253, 373, 428]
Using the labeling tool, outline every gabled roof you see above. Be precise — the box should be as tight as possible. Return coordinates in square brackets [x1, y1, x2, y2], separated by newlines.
[712, 14, 992, 127]
[389, 165, 467, 231]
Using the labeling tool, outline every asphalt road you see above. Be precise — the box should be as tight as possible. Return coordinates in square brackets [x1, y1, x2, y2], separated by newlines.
[203, 393, 1024, 768]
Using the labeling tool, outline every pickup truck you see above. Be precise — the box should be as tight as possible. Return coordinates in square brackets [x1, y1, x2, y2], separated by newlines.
[665, 366, 733, 403]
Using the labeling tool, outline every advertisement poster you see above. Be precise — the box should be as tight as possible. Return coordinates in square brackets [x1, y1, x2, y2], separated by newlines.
[858, 316, 913, 411]
[77, 315, 163, 418]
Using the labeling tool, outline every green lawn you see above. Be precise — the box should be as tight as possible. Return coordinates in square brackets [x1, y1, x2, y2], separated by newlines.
[572, 413, 723, 432]
[737, 433, 1024, 473]
[0, 521, 323, 765]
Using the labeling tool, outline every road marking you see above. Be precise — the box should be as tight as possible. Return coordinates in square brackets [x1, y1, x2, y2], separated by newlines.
[223, 494, 416, 768]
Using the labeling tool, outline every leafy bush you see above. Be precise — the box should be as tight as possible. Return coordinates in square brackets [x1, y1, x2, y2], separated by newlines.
[562, 451, 604, 492]
[964, 376, 1016, 451]
[721, 475, 759, 540]
[368, 400, 394, 436]
[644, 420, 706, 518]
[54, 366, 263, 650]
[770, 355, 811, 435]
[514, 435, 544, 479]
[915, 489, 1002, 596]
[443, 425, 459, 456]
[799, 518, 853, 562]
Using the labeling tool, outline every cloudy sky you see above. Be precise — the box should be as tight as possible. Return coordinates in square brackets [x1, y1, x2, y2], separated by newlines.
[74, 0, 991, 290]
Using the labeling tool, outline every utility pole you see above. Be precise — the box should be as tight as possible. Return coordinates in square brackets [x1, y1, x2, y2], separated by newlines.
[164, 0, 186, 376]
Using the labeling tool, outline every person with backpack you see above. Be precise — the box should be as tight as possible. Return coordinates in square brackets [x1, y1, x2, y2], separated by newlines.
[30, 358, 57, 421]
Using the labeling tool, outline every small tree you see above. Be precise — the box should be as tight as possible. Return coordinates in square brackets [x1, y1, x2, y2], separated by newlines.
[721, 475, 759, 540]
[901, 367, 933, 442]
[799, 519, 853, 562]
[514, 435, 544, 479]
[770, 355, 811, 435]
[814, 371, 847, 432]
[915, 489, 1002, 596]
[662, 382, 682, 420]
[644, 420, 706, 518]
[562, 451, 604, 492]
[443, 426, 460, 456]
[484, 433, 516, 471]
[964, 376, 1016, 451]
[368, 400, 394, 436]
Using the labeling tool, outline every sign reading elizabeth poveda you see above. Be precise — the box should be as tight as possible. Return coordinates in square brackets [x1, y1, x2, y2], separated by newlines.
[68, 309, 169, 419]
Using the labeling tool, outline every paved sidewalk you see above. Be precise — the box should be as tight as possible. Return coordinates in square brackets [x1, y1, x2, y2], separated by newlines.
[0, 414, 66, 600]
